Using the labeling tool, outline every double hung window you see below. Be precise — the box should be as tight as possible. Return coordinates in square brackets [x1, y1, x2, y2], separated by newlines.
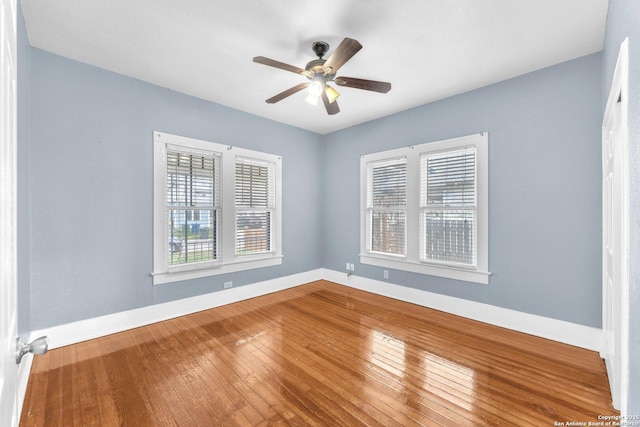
[166, 148, 219, 267]
[153, 132, 282, 285]
[420, 147, 476, 266]
[366, 158, 407, 257]
[360, 133, 489, 284]
[235, 157, 276, 256]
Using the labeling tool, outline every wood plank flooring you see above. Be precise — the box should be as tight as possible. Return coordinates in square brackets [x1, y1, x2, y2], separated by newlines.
[20, 280, 618, 426]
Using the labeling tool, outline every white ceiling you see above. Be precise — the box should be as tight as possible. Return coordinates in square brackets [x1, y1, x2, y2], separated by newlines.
[21, 0, 608, 134]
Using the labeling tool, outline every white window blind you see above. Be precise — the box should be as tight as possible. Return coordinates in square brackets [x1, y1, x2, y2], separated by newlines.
[367, 157, 407, 256]
[360, 133, 488, 284]
[235, 157, 275, 255]
[420, 147, 476, 266]
[166, 148, 219, 266]
[154, 132, 283, 285]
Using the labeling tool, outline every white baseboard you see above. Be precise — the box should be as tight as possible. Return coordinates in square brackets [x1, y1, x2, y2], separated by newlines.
[320, 269, 603, 352]
[29, 269, 323, 350]
[28, 268, 604, 353]
[19, 268, 603, 423]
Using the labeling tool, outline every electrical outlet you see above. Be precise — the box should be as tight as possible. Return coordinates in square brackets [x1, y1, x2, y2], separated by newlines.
[223, 281, 233, 289]
[383, 270, 389, 279]
[346, 262, 350, 271]
[349, 263, 355, 271]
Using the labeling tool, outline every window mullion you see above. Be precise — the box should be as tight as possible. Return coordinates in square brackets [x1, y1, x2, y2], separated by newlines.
[221, 151, 236, 263]
[405, 150, 420, 262]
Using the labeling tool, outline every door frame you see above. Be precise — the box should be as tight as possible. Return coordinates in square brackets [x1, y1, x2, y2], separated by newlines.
[0, 0, 19, 425]
[601, 37, 629, 413]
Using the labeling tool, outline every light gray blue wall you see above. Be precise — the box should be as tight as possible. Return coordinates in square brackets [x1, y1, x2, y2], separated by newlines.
[322, 53, 603, 328]
[19, 4, 616, 375]
[22, 45, 604, 331]
[24, 48, 323, 330]
[603, 0, 640, 414]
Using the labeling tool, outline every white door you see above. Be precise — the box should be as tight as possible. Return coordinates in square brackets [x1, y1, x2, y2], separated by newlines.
[0, 0, 19, 425]
[602, 38, 629, 413]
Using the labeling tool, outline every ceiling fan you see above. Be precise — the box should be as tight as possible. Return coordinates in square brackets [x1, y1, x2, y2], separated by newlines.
[253, 38, 391, 115]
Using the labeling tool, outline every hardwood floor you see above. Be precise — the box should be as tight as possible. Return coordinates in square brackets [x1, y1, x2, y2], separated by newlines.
[20, 280, 617, 426]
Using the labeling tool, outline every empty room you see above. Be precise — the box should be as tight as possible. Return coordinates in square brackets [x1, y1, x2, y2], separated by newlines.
[1, 0, 639, 425]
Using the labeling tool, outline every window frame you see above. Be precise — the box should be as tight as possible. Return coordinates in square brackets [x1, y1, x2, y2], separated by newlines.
[164, 145, 221, 272]
[360, 133, 490, 284]
[153, 132, 282, 285]
[366, 156, 408, 258]
[234, 157, 277, 257]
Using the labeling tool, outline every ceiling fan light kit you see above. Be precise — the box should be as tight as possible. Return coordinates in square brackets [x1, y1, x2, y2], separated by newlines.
[325, 85, 340, 103]
[253, 37, 391, 115]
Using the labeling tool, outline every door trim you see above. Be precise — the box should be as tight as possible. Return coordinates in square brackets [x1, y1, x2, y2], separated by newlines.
[0, 0, 19, 425]
[602, 37, 629, 413]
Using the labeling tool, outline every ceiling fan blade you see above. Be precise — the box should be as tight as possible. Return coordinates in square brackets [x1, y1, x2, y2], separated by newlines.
[321, 91, 340, 115]
[265, 82, 309, 104]
[253, 56, 311, 77]
[334, 77, 391, 93]
[322, 38, 362, 74]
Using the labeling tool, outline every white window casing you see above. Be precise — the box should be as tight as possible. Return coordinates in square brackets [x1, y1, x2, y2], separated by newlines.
[360, 133, 490, 284]
[153, 132, 282, 285]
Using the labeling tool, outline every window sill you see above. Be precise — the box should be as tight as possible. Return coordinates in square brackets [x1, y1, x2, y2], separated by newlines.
[152, 255, 283, 285]
[360, 254, 490, 285]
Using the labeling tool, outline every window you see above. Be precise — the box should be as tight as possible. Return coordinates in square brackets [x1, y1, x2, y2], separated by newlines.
[421, 147, 476, 266]
[153, 132, 282, 285]
[360, 133, 489, 284]
[166, 149, 219, 267]
[235, 157, 275, 256]
[366, 158, 407, 257]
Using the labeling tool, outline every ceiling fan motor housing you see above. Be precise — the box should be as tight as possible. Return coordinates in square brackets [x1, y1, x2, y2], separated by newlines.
[305, 58, 329, 74]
